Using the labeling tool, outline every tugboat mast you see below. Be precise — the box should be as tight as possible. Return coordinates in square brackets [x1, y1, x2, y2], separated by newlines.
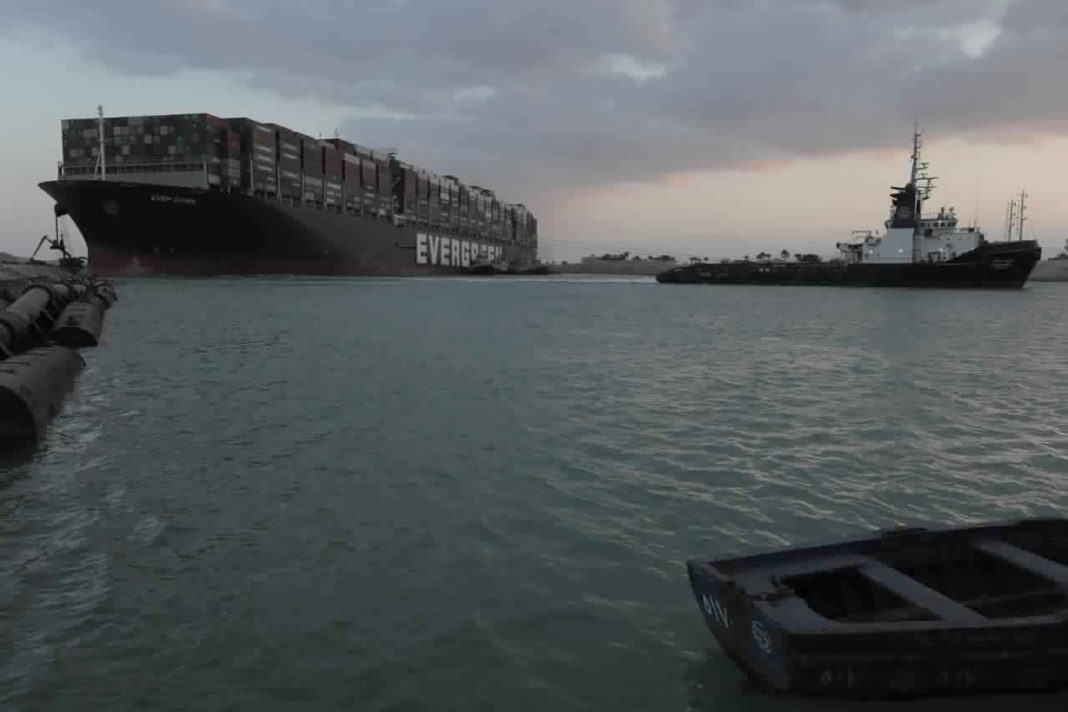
[1004, 191, 1027, 241]
[909, 127, 936, 203]
[909, 127, 921, 185]
[1017, 190, 1027, 241]
[94, 105, 106, 181]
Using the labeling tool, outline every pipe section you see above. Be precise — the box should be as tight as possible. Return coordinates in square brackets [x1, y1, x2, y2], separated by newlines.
[0, 346, 84, 448]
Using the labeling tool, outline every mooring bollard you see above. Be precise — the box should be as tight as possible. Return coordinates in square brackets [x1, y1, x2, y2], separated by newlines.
[0, 346, 84, 448]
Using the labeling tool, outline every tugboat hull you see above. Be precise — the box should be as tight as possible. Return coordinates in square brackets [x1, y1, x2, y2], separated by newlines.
[658, 241, 1041, 288]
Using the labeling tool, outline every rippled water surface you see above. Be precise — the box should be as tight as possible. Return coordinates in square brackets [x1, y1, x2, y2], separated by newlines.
[3, 276, 1068, 711]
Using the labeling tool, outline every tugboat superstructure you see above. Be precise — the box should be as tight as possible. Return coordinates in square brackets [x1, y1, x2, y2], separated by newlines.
[836, 131, 990, 265]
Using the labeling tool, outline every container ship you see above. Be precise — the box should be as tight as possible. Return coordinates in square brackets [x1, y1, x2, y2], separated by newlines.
[38, 109, 538, 277]
[657, 132, 1040, 288]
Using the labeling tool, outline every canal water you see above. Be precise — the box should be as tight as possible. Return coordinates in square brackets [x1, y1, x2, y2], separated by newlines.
[3, 276, 1068, 710]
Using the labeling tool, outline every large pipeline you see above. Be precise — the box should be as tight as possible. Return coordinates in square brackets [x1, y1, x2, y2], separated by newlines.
[0, 275, 117, 451]
[53, 302, 105, 348]
[0, 281, 74, 355]
[53, 280, 116, 348]
[0, 346, 85, 448]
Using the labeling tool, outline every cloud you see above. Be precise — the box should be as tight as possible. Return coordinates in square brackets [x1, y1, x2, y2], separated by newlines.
[594, 53, 670, 83]
[5, 0, 1066, 194]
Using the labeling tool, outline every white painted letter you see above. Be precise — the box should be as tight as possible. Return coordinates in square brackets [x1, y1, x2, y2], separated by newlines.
[451, 239, 461, 267]
[461, 241, 471, 267]
[438, 236, 449, 266]
[416, 233, 428, 265]
[428, 235, 441, 265]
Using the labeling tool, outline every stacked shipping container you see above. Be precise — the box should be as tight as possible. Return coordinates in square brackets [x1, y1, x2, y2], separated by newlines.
[470, 186, 495, 240]
[437, 179, 449, 228]
[393, 161, 417, 223]
[375, 154, 392, 218]
[220, 127, 241, 190]
[61, 113, 238, 189]
[322, 143, 343, 208]
[346, 151, 361, 212]
[415, 172, 429, 225]
[428, 176, 440, 227]
[299, 134, 323, 205]
[235, 119, 279, 195]
[58, 111, 535, 248]
[272, 124, 302, 200]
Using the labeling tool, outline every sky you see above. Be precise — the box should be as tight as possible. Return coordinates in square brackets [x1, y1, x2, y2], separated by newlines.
[2, 0, 1068, 262]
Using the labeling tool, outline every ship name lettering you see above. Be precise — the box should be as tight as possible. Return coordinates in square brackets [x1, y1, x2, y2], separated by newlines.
[701, 594, 730, 628]
[416, 233, 503, 267]
[150, 194, 196, 205]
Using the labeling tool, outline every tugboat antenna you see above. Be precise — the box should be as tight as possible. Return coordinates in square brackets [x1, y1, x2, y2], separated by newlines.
[1017, 190, 1027, 241]
[909, 125, 921, 186]
[94, 105, 107, 181]
[909, 126, 936, 201]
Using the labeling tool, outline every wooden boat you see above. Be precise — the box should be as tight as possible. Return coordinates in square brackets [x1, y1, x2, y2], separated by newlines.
[687, 518, 1068, 698]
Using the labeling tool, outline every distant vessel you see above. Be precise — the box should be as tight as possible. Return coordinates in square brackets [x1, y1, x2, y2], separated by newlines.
[657, 131, 1040, 288]
[550, 253, 677, 276]
[1028, 239, 1068, 281]
[39, 108, 538, 277]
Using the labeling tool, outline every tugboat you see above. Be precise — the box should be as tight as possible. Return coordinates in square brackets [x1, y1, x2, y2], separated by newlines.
[687, 517, 1068, 698]
[467, 259, 550, 276]
[467, 259, 510, 276]
[657, 131, 1040, 288]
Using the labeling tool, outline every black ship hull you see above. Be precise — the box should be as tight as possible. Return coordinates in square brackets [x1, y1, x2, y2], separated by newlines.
[39, 180, 535, 277]
[656, 241, 1041, 288]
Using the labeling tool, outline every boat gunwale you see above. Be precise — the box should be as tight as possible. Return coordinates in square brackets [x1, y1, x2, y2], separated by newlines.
[688, 518, 1068, 634]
